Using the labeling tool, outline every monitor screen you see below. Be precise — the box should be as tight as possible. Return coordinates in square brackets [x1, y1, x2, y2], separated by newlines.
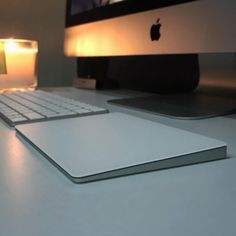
[64, 0, 236, 119]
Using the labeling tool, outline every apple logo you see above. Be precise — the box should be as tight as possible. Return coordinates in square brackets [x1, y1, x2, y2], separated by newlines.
[150, 18, 161, 41]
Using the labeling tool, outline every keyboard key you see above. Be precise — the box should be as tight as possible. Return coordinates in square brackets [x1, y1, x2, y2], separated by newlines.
[23, 112, 44, 120]
[0, 90, 109, 127]
[10, 117, 28, 123]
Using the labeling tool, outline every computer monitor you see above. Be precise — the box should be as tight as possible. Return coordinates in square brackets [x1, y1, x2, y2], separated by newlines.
[64, 0, 236, 119]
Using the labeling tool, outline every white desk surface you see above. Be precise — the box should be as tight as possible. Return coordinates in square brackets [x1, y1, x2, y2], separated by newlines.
[1, 87, 236, 236]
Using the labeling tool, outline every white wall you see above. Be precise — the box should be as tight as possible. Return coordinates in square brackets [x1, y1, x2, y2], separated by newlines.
[0, 0, 76, 87]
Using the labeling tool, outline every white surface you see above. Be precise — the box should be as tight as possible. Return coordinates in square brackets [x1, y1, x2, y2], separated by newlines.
[0, 88, 236, 236]
[15, 112, 226, 181]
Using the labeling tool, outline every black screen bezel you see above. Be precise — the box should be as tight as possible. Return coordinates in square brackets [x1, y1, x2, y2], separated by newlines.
[66, 0, 196, 27]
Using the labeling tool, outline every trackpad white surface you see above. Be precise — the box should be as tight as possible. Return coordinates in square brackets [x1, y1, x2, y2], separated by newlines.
[15, 112, 227, 182]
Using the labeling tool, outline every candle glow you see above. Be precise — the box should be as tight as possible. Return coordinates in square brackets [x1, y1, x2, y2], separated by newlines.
[0, 39, 38, 93]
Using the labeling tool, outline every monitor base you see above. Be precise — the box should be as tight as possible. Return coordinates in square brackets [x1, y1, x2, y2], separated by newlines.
[108, 89, 236, 119]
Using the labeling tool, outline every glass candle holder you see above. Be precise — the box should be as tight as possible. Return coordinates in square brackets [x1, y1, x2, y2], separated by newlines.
[0, 39, 38, 93]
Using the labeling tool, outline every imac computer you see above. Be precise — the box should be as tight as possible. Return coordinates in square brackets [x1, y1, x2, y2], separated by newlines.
[64, 0, 236, 119]
[13, 0, 230, 183]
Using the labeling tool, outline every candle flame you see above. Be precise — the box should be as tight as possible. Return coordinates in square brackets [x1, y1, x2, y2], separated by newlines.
[4, 39, 38, 53]
[5, 39, 18, 52]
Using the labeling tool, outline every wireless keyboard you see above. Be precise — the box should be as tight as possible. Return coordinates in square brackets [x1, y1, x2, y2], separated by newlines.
[0, 90, 108, 127]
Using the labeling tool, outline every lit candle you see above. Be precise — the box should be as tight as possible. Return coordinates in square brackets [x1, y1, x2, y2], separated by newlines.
[0, 39, 38, 93]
